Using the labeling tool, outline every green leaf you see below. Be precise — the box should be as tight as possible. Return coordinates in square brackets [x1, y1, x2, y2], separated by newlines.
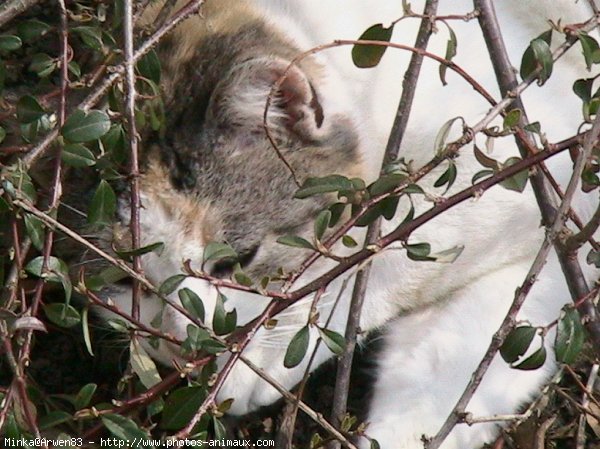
[102, 414, 149, 447]
[161, 386, 206, 430]
[500, 157, 528, 193]
[17, 95, 45, 123]
[88, 180, 116, 225]
[4, 164, 37, 202]
[555, 308, 585, 364]
[500, 326, 536, 363]
[503, 109, 522, 129]
[62, 144, 96, 167]
[524, 122, 541, 134]
[62, 109, 111, 143]
[277, 235, 315, 250]
[68, 61, 81, 79]
[318, 328, 345, 356]
[512, 346, 547, 370]
[137, 49, 161, 84]
[0, 35, 22, 51]
[200, 338, 227, 354]
[433, 162, 457, 193]
[25, 256, 68, 283]
[434, 117, 462, 155]
[573, 78, 594, 102]
[439, 26, 457, 85]
[213, 416, 227, 440]
[473, 145, 500, 170]
[342, 235, 358, 248]
[380, 196, 399, 220]
[28, 53, 56, 77]
[284, 325, 310, 368]
[130, 339, 162, 389]
[295, 175, 354, 199]
[39, 411, 72, 430]
[24, 214, 45, 251]
[17, 20, 51, 42]
[17, 19, 51, 42]
[203, 242, 237, 264]
[587, 249, 600, 268]
[471, 169, 494, 184]
[182, 324, 211, 353]
[85, 266, 128, 291]
[213, 293, 236, 335]
[328, 202, 347, 228]
[352, 23, 394, 68]
[102, 124, 127, 163]
[158, 274, 186, 295]
[43, 304, 81, 328]
[233, 270, 254, 287]
[178, 288, 205, 322]
[115, 242, 164, 261]
[368, 173, 407, 196]
[72, 26, 104, 52]
[579, 32, 600, 70]
[520, 31, 553, 85]
[314, 210, 331, 241]
[370, 439, 381, 449]
[82, 307, 94, 356]
[74, 383, 97, 410]
[406, 242, 432, 261]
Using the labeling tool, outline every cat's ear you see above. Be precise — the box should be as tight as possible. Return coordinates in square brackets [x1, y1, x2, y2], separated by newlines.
[210, 57, 325, 141]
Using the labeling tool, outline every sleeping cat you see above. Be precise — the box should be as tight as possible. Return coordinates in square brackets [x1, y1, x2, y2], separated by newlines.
[103, 0, 599, 447]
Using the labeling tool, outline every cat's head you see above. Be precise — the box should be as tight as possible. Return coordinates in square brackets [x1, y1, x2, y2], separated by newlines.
[130, 55, 362, 280]
[101, 43, 364, 365]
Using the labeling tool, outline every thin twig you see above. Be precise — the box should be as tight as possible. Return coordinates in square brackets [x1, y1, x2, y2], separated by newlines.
[330, 3, 439, 447]
[123, 0, 142, 324]
[576, 363, 599, 449]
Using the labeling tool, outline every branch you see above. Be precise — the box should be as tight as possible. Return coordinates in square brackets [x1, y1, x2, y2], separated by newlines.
[0, 0, 43, 29]
[330, 2, 440, 446]
[123, 0, 142, 324]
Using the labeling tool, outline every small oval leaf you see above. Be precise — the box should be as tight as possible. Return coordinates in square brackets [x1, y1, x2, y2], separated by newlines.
[500, 326, 537, 363]
[43, 303, 81, 328]
[319, 327, 346, 356]
[555, 308, 585, 364]
[178, 288, 205, 322]
[284, 325, 310, 368]
[88, 180, 116, 225]
[62, 109, 111, 143]
[352, 24, 394, 69]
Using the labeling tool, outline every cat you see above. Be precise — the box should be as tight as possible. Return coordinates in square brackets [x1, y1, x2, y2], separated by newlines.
[102, 1, 599, 447]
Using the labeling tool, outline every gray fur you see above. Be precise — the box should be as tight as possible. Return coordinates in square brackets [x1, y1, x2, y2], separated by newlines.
[141, 9, 362, 276]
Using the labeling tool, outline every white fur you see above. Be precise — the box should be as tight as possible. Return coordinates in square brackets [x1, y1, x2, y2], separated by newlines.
[108, 1, 599, 448]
